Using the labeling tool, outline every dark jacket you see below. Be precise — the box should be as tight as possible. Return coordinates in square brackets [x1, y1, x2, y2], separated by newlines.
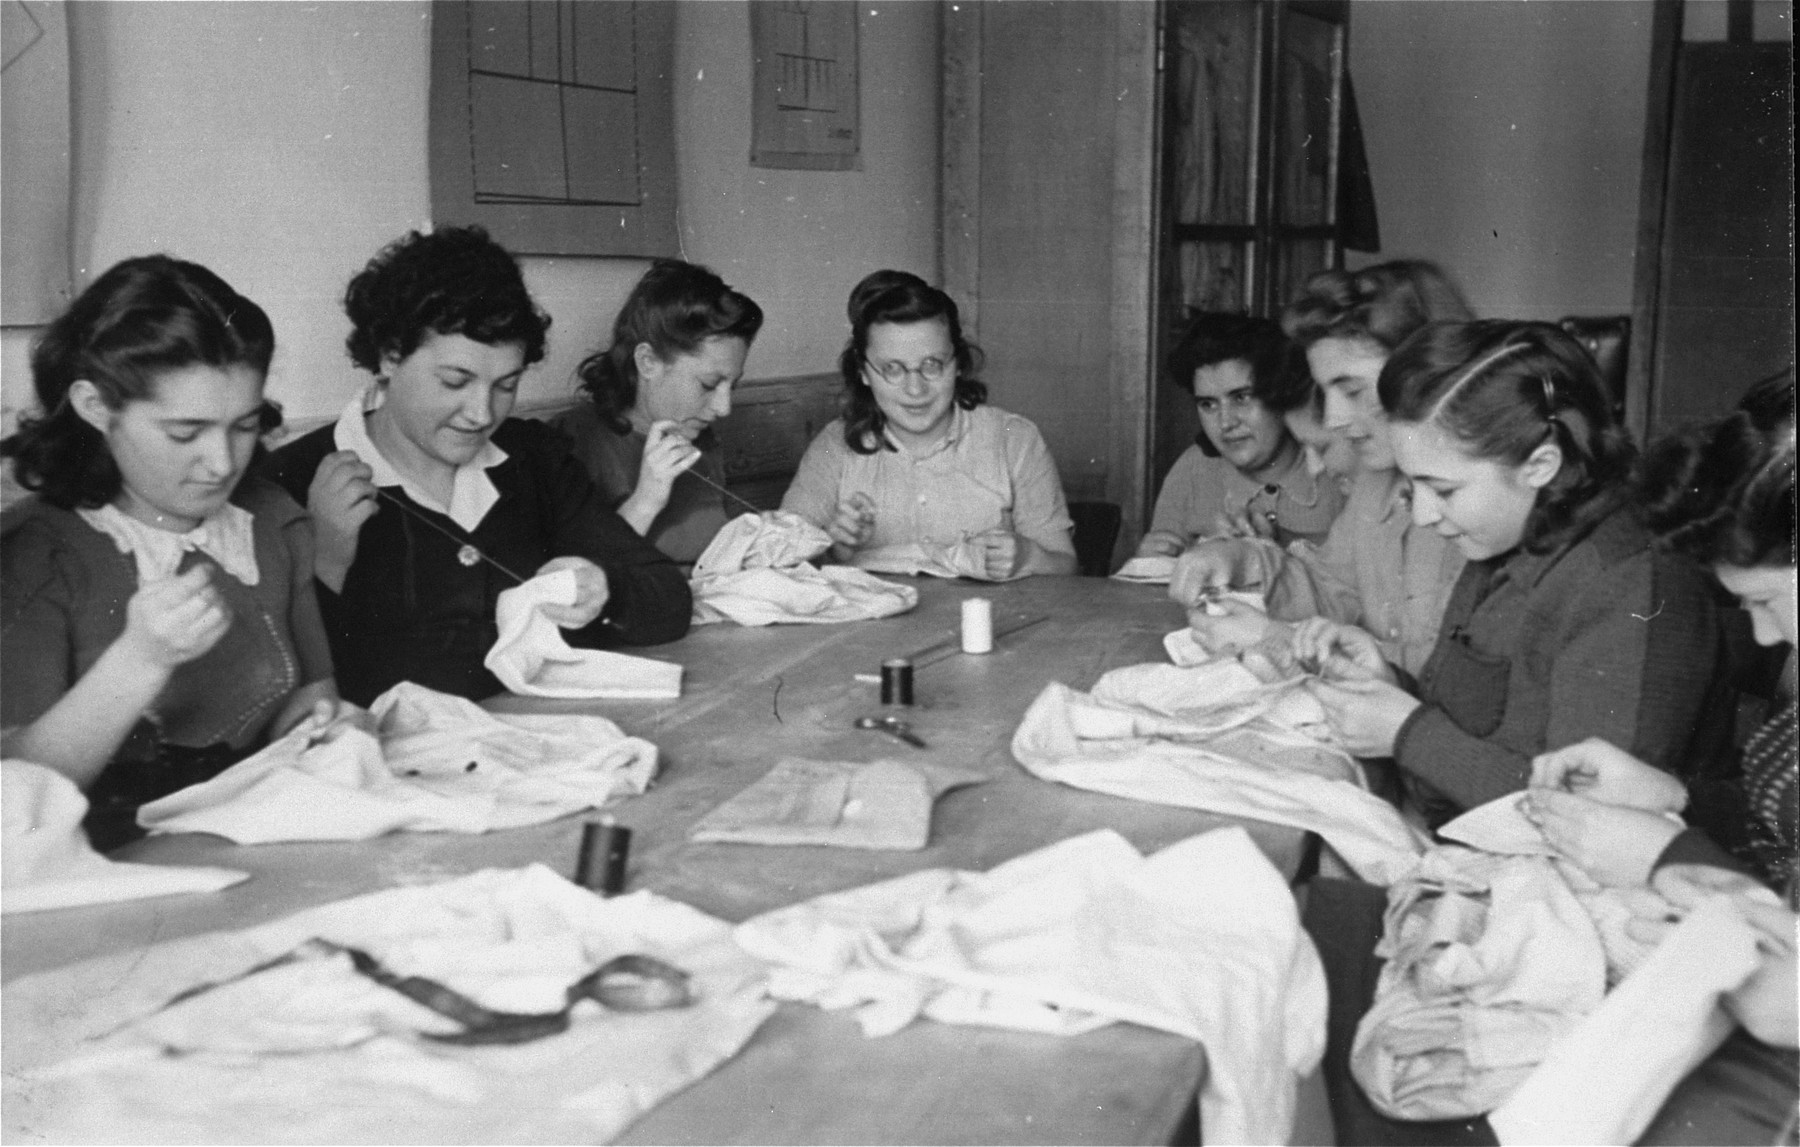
[263, 418, 691, 706]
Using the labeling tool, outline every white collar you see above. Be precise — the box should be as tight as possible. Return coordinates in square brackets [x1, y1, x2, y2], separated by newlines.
[78, 502, 261, 586]
[332, 394, 507, 532]
[884, 404, 969, 459]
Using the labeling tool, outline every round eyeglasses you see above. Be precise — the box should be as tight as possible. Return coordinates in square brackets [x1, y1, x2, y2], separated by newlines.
[866, 356, 952, 386]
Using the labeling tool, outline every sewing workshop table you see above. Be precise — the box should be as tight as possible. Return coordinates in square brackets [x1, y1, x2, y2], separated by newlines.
[2, 575, 1314, 1145]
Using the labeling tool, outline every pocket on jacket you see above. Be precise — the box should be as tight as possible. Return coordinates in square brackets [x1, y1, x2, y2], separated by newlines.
[1430, 636, 1512, 737]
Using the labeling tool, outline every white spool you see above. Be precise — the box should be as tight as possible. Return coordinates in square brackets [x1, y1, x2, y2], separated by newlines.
[961, 597, 994, 654]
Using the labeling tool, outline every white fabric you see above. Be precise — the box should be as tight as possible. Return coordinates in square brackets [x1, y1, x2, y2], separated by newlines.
[1, 865, 775, 1144]
[851, 539, 993, 580]
[688, 757, 986, 850]
[1488, 895, 1763, 1146]
[485, 570, 683, 698]
[76, 501, 260, 586]
[333, 394, 506, 531]
[1112, 555, 1176, 583]
[137, 682, 658, 843]
[733, 827, 1327, 1146]
[1351, 848, 1609, 1120]
[689, 512, 919, 627]
[1, 761, 246, 914]
[1011, 672, 1425, 885]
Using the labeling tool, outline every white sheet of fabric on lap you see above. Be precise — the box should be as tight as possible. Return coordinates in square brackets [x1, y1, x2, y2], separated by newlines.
[485, 569, 683, 698]
[1, 865, 775, 1145]
[2, 761, 246, 914]
[137, 683, 658, 843]
[733, 826, 1326, 1147]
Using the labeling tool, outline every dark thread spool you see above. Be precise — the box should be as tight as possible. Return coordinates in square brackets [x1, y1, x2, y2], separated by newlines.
[880, 658, 914, 706]
[576, 818, 632, 896]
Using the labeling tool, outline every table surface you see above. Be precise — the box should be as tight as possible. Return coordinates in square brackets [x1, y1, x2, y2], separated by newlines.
[2, 575, 1309, 1146]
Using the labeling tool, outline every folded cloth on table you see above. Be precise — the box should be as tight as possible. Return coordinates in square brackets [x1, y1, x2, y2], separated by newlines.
[2, 761, 246, 914]
[690, 512, 918, 627]
[137, 682, 659, 843]
[1011, 669, 1424, 885]
[1111, 555, 1177, 583]
[1487, 894, 1764, 1146]
[689, 757, 986, 850]
[1350, 846, 1608, 1122]
[850, 540, 992, 580]
[733, 827, 1327, 1146]
[485, 569, 683, 699]
[1, 864, 775, 1144]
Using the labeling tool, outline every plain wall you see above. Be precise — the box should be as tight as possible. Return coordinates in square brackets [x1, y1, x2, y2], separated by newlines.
[0, 1, 937, 437]
[1346, 0, 1657, 320]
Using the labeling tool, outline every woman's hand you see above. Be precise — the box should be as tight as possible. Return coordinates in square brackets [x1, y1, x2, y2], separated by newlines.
[269, 680, 372, 740]
[1208, 507, 1276, 541]
[308, 450, 379, 592]
[535, 556, 611, 628]
[971, 527, 1029, 581]
[1168, 539, 1254, 608]
[1724, 898, 1799, 1048]
[637, 421, 702, 494]
[1136, 529, 1187, 558]
[1186, 599, 1277, 656]
[1528, 737, 1688, 813]
[1304, 677, 1420, 756]
[1522, 789, 1682, 887]
[116, 566, 232, 671]
[827, 492, 876, 555]
[1291, 618, 1393, 683]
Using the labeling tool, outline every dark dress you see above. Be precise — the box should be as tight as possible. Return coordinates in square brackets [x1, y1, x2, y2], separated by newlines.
[263, 418, 691, 707]
[1, 479, 335, 848]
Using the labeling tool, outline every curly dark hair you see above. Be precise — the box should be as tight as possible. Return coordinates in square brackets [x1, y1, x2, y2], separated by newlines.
[1639, 371, 1795, 568]
[1281, 259, 1473, 353]
[839, 270, 987, 454]
[574, 259, 763, 435]
[343, 225, 549, 374]
[0, 255, 278, 509]
[1166, 312, 1311, 458]
[1379, 320, 1636, 554]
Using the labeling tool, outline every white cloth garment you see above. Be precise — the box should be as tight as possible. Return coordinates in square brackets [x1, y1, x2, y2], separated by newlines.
[2, 761, 246, 914]
[485, 569, 683, 698]
[2, 865, 776, 1144]
[77, 501, 261, 585]
[690, 512, 919, 627]
[334, 393, 506, 531]
[688, 757, 986, 850]
[1351, 847, 1609, 1121]
[733, 827, 1327, 1146]
[138, 682, 659, 843]
[1011, 671, 1425, 885]
[1488, 895, 1765, 1146]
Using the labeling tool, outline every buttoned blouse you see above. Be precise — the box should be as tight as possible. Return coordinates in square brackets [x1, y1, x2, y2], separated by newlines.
[1148, 443, 1345, 546]
[781, 405, 1074, 552]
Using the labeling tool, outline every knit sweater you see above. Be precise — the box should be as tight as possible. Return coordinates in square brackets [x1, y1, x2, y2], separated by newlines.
[1394, 504, 1726, 826]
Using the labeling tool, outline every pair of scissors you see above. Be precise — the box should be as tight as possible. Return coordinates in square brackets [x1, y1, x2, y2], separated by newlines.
[853, 715, 928, 748]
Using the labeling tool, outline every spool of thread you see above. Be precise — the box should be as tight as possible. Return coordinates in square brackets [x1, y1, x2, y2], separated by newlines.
[961, 597, 994, 654]
[576, 816, 632, 896]
[880, 658, 914, 706]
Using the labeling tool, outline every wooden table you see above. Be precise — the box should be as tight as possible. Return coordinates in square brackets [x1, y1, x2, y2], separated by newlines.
[3, 576, 1311, 1145]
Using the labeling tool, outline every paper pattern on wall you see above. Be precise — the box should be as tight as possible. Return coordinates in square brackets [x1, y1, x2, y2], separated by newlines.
[749, 0, 860, 171]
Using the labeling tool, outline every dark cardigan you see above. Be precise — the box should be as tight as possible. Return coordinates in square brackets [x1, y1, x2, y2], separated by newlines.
[1394, 504, 1727, 826]
[263, 417, 691, 706]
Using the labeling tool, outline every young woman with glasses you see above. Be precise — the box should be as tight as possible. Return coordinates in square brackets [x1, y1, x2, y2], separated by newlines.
[780, 270, 1076, 580]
